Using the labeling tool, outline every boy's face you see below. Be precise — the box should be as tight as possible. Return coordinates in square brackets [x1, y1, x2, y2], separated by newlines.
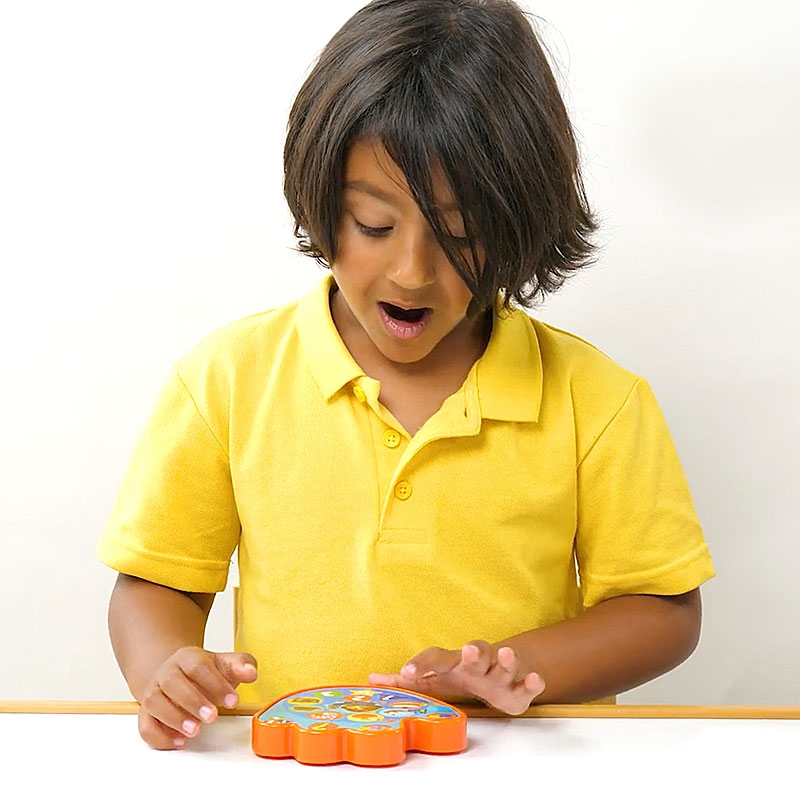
[330, 139, 484, 369]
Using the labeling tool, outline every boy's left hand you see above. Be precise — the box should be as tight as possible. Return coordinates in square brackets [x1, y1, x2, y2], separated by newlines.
[368, 640, 545, 715]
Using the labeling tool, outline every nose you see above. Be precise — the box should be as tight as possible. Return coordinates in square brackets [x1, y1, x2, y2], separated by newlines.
[387, 230, 437, 291]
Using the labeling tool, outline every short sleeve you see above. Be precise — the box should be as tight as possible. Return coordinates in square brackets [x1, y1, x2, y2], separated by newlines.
[97, 368, 240, 593]
[576, 379, 714, 608]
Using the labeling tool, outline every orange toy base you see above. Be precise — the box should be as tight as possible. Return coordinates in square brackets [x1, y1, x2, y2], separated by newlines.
[252, 685, 467, 767]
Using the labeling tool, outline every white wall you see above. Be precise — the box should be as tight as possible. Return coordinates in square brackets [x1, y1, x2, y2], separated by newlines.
[1, 0, 797, 705]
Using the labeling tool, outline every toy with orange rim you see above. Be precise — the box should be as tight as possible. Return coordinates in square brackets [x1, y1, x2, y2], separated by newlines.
[252, 685, 468, 767]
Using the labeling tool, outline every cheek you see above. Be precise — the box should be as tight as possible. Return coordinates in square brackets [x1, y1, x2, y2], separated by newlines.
[333, 232, 376, 275]
[441, 269, 475, 312]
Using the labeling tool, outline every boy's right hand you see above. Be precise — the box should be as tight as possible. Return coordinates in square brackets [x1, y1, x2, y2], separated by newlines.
[138, 646, 257, 750]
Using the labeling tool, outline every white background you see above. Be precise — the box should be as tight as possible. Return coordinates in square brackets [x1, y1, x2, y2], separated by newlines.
[0, 0, 797, 704]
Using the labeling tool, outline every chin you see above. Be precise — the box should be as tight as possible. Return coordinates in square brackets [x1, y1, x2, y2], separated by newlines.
[376, 340, 433, 365]
[383, 349, 429, 365]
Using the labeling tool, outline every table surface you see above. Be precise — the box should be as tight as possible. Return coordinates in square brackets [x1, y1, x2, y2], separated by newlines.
[2, 703, 798, 797]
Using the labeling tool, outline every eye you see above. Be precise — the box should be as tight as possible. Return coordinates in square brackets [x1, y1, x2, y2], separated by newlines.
[356, 221, 392, 238]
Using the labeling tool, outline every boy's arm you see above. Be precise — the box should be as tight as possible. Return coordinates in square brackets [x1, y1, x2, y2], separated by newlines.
[369, 588, 701, 713]
[109, 574, 257, 749]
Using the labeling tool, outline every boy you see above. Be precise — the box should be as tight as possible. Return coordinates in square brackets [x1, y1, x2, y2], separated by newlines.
[99, 0, 714, 749]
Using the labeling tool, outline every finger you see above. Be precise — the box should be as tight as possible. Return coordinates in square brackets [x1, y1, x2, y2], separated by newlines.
[477, 670, 546, 716]
[368, 670, 463, 703]
[464, 646, 518, 696]
[459, 640, 494, 676]
[138, 704, 188, 751]
[141, 681, 208, 739]
[400, 647, 461, 681]
[523, 671, 546, 697]
[494, 646, 517, 675]
[367, 672, 402, 687]
[156, 666, 220, 724]
[489, 649, 545, 697]
[213, 652, 259, 691]
[176, 649, 240, 709]
[502, 672, 546, 712]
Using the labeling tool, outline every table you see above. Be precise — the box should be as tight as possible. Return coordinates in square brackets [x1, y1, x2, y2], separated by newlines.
[2, 702, 798, 798]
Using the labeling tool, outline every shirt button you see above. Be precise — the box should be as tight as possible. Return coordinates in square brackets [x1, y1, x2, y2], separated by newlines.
[394, 481, 413, 500]
[352, 385, 367, 403]
[382, 429, 401, 448]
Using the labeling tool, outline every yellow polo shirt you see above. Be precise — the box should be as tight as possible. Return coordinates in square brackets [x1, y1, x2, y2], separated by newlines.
[98, 276, 714, 704]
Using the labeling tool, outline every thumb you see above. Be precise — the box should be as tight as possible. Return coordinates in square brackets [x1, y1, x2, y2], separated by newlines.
[212, 651, 258, 687]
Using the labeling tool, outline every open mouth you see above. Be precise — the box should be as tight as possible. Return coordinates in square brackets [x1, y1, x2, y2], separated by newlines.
[378, 302, 432, 340]
[380, 302, 430, 323]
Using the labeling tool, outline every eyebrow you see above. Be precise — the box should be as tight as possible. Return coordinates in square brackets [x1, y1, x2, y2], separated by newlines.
[343, 180, 461, 213]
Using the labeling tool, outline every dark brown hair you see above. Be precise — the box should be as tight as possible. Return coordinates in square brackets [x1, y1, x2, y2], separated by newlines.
[284, 0, 597, 309]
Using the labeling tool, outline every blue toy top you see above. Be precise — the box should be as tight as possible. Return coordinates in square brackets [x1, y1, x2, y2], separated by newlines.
[257, 685, 461, 732]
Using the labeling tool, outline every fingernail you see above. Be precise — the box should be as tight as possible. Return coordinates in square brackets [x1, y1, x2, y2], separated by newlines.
[182, 720, 198, 736]
[173, 736, 187, 748]
[400, 663, 417, 679]
[224, 693, 238, 709]
[199, 706, 215, 722]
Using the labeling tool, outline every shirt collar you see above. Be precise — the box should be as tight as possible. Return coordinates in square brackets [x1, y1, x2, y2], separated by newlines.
[295, 275, 365, 400]
[475, 303, 543, 423]
[295, 275, 542, 422]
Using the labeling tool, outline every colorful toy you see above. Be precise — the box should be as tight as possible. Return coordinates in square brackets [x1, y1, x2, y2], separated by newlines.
[252, 685, 467, 767]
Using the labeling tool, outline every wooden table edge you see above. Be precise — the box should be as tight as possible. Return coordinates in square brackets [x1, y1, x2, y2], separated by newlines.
[2, 700, 799, 719]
